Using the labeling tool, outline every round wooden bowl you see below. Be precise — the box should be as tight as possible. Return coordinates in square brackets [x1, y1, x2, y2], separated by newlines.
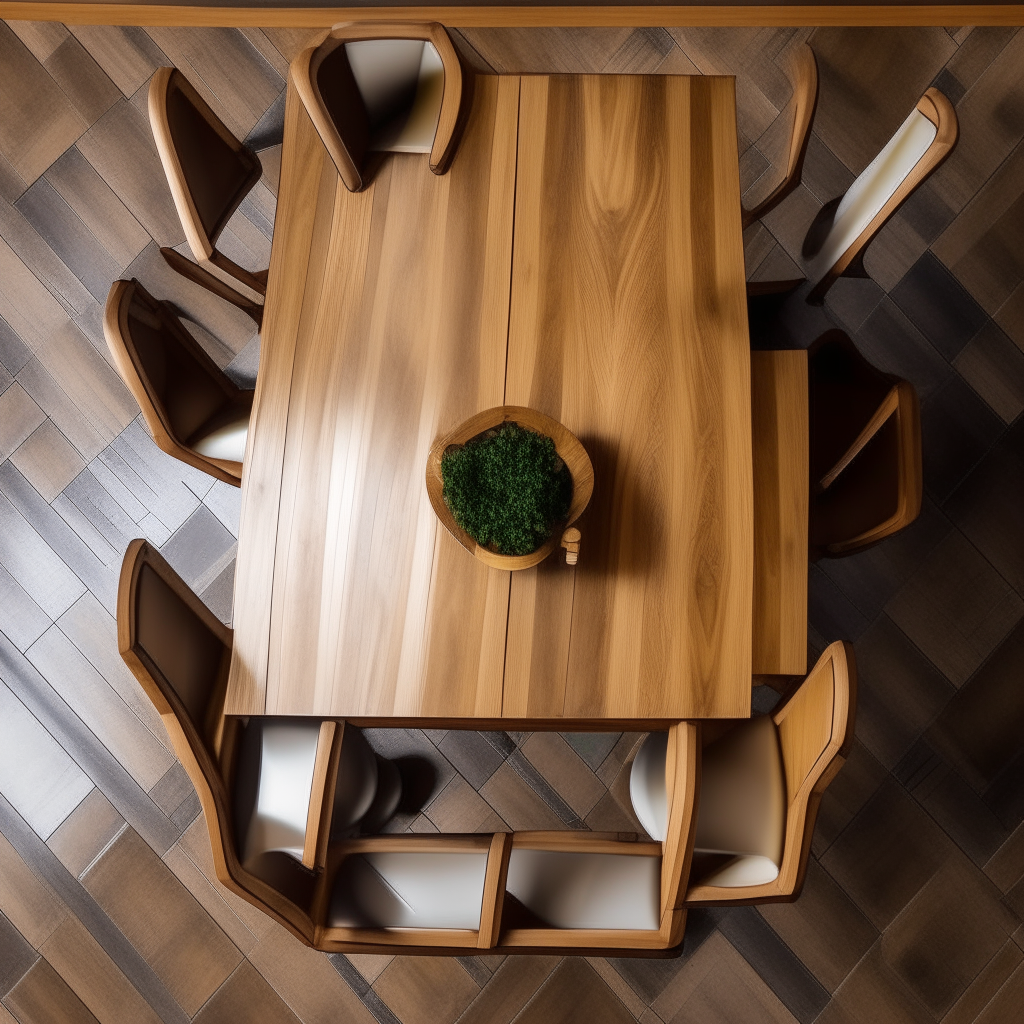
[426, 406, 594, 570]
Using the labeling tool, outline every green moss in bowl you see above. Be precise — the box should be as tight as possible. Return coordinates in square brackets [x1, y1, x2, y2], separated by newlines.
[441, 422, 573, 557]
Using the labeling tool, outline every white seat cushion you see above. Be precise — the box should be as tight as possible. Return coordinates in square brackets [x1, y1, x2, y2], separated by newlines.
[329, 851, 487, 929]
[236, 720, 321, 864]
[346, 39, 444, 154]
[811, 108, 937, 279]
[506, 849, 661, 930]
[191, 409, 249, 462]
[693, 715, 785, 886]
[629, 732, 668, 841]
[696, 854, 780, 888]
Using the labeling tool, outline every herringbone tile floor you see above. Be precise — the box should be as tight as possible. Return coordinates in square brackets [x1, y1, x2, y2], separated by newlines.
[0, 20, 1023, 1024]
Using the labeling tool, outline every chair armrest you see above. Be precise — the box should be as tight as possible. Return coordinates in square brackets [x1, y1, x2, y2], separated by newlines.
[477, 831, 512, 948]
[659, 722, 700, 924]
[302, 721, 343, 870]
[818, 384, 899, 492]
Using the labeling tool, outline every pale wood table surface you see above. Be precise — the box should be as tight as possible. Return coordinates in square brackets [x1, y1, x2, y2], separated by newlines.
[226, 72, 806, 722]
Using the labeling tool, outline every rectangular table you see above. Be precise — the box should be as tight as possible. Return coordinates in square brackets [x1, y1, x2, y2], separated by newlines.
[226, 72, 800, 723]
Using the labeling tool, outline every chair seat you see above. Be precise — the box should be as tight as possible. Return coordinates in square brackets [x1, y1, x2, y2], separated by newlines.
[692, 715, 786, 887]
[191, 407, 250, 463]
[505, 849, 662, 930]
[346, 39, 444, 154]
[629, 732, 669, 841]
[329, 851, 488, 929]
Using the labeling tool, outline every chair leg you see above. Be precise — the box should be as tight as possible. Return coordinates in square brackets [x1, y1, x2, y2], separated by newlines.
[160, 248, 263, 328]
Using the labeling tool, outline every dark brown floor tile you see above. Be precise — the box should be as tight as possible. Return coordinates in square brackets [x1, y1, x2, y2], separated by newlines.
[943, 939, 1022, 1024]
[0, 909, 37, 995]
[435, 731, 509, 790]
[456, 955, 560, 1024]
[564, 732, 622, 772]
[852, 615, 956, 769]
[986, 820, 1024, 893]
[192, 961, 300, 1024]
[955, 320, 1024, 424]
[807, 565, 871, 643]
[946, 27, 1019, 92]
[373, 956, 478, 1024]
[928, 616, 1024, 793]
[760, 859, 878, 993]
[46, 787, 125, 880]
[3, 958, 98, 1024]
[520, 733, 606, 818]
[515, 958, 635, 1024]
[896, 181, 957, 246]
[601, 26, 678, 73]
[799, 130, 855, 207]
[823, 277, 885, 336]
[880, 853, 1019, 1017]
[813, 740, 889, 858]
[81, 828, 242, 1016]
[821, 779, 955, 929]
[885, 530, 1022, 687]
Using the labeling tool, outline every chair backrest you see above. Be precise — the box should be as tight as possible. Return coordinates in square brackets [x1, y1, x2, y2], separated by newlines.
[809, 331, 922, 557]
[103, 278, 248, 486]
[685, 641, 855, 905]
[292, 21, 471, 193]
[149, 67, 262, 263]
[742, 43, 818, 229]
[117, 540, 319, 943]
[808, 88, 957, 302]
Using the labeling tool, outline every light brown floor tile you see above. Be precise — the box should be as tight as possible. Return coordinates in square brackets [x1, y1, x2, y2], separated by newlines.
[515, 958, 637, 1024]
[260, 27, 315, 63]
[3, 958, 98, 1024]
[193, 961, 300, 1024]
[44, 37, 121, 126]
[520, 733, 606, 818]
[6, 20, 69, 63]
[345, 954, 393, 986]
[82, 828, 242, 1016]
[11, 420, 86, 502]
[595, 732, 644, 788]
[246, 927, 378, 1024]
[425, 776, 499, 833]
[760, 859, 878, 993]
[67, 25, 167, 98]
[0, 382, 45, 461]
[880, 854, 1020, 1017]
[373, 956, 479, 1024]
[943, 940, 1024, 1024]
[973, 958, 1024, 1024]
[40, 915, 162, 1024]
[585, 789, 645, 833]
[46, 787, 125, 879]
[0, 23, 87, 185]
[479, 763, 566, 831]
[454, 955, 560, 1024]
[0, 832, 67, 948]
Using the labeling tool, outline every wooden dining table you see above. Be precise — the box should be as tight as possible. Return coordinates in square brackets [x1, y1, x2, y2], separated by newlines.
[224, 70, 808, 724]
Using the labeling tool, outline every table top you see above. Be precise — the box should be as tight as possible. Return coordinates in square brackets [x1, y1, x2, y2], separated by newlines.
[226, 72, 758, 722]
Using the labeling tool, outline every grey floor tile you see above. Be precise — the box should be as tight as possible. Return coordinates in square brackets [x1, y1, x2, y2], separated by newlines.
[435, 731, 508, 790]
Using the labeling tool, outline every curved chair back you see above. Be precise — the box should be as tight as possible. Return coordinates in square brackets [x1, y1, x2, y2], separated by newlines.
[809, 331, 922, 557]
[103, 279, 253, 486]
[686, 640, 856, 905]
[742, 43, 818, 229]
[807, 88, 957, 303]
[292, 21, 471, 193]
[117, 540, 321, 944]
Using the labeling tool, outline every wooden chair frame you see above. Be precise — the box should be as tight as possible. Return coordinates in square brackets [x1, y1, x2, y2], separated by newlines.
[148, 66, 269, 302]
[685, 641, 856, 906]
[807, 88, 958, 304]
[118, 540, 344, 945]
[742, 43, 818, 230]
[291, 21, 471, 193]
[103, 279, 254, 487]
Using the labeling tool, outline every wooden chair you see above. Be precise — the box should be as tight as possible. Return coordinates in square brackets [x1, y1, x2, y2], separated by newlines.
[808, 330, 922, 558]
[103, 278, 254, 487]
[742, 43, 819, 230]
[149, 67, 269, 304]
[806, 88, 958, 304]
[683, 640, 856, 905]
[291, 22, 472, 193]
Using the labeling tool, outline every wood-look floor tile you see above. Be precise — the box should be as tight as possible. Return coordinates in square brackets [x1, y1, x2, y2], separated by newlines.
[0, 23, 87, 186]
[943, 940, 1022, 1024]
[458, 27, 630, 73]
[0, 381, 45, 460]
[17, 359, 109, 464]
[0, 832, 67, 949]
[82, 827, 242, 1016]
[3, 958, 98, 1024]
[434, 731, 508, 790]
[455, 955, 560, 1024]
[67, 24, 167, 99]
[425, 776, 503, 833]
[986, 819, 1024, 893]
[373, 956, 479, 1024]
[6, 20, 69, 62]
[479, 762, 570, 831]
[885, 530, 1023, 687]
[0, 562, 50, 653]
[0, 909, 37, 995]
[946, 27, 1018, 91]
[520, 733, 607, 818]
[11, 420, 86, 502]
[0, 149, 27, 204]
[246, 926, 378, 1024]
[820, 779, 955, 930]
[259, 26, 315, 63]
[46, 787, 125, 880]
[192, 961, 300, 1024]
[759, 859, 878, 994]
[40, 914, 163, 1024]
[44, 36, 121, 126]
[601, 27, 679, 73]
[0, 235, 70, 355]
[505, 959, 634, 1024]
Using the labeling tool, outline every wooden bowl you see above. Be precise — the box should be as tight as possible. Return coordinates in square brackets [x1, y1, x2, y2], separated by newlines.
[426, 406, 594, 570]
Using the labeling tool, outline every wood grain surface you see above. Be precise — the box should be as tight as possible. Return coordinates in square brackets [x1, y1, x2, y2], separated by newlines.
[504, 75, 753, 721]
[751, 350, 808, 676]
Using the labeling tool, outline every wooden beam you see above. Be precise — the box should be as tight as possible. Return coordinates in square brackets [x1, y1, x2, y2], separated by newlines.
[1, 4, 1022, 29]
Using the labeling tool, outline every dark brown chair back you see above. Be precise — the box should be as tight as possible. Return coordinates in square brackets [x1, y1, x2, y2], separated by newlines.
[808, 331, 922, 557]
[103, 278, 252, 486]
[117, 540, 319, 944]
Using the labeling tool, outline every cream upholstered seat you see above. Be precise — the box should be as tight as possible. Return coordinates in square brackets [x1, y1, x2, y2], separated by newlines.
[629, 731, 669, 841]
[806, 88, 957, 303]
[505, 849, 662, 930]
[329, 850, 489, 929]
[292, 22, 471, 193]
